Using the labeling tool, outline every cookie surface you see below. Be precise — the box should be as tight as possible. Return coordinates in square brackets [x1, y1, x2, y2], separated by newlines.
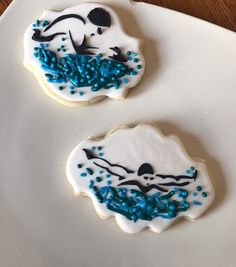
[66, 123, 215, 233]
[23, 3, 145, 106]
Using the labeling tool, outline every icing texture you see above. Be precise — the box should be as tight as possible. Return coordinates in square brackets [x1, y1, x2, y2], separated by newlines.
[91, 186, 190, 222]
[66, 124, 215, 233]
[34, 46, 139, 92]
[24, 3, 145, 105]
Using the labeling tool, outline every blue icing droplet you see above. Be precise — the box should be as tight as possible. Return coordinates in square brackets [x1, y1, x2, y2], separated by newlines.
[98, 153, 104, 157]
[89, 180, 94, 188]
[122, 78, 129, 84]
[95, 177, 102, 182]
[196, 186, 202, 192]
[192, 200, 202, 206]
[81, 173, 87, 177]
[86, 168, 94, 175]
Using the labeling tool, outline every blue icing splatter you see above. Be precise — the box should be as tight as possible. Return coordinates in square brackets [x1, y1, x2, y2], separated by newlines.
[34, 46, 140, 92]
[91, 186, 190, 222]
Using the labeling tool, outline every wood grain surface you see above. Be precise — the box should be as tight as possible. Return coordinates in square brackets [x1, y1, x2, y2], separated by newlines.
[0, 0, 236, 31]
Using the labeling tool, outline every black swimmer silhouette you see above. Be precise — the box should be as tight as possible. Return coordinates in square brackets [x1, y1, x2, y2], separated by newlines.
[31, 7, 128, 60]
[83, 149, 198, 193]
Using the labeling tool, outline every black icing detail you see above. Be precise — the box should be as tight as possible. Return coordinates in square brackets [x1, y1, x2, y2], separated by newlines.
[83, 149, 135, 174]
[97, 27, 103, 35]
[109, 47, 128, 63]
[32, 29, 66, 42]
[93, 162, 125, 180]
[44, 14, 86, 32]
[137, 163, 154, 176]
[91, 33, 95, 37]
[156, 170, 198, 181]
[118, 180, 168, 193]
[87, 8, 111, 27]
[158, 181, 190, 187]
[69, 31, 98, 55]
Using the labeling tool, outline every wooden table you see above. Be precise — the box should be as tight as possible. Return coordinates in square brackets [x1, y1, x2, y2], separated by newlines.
[0, 0, 236, 32]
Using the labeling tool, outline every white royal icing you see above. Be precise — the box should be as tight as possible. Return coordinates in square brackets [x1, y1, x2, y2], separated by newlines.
[23, 3, 145, 105]
[66, 123, 215, 234]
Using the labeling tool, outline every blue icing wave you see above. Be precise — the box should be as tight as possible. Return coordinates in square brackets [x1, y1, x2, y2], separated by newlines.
[90, 183, 190, 222]
[33, 46, 140, 92]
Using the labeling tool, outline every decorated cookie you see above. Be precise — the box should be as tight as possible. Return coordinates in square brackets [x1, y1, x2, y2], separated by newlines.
[23, 3, 145, 106]
[66, 123, 215, 234]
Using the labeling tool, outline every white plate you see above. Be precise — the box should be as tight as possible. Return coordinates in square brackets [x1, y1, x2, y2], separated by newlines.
[1, 1, 236, 266]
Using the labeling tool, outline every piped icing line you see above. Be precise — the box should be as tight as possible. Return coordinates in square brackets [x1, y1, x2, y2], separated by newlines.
[23, 3, 145, 106]
[66, 123, 215, 233]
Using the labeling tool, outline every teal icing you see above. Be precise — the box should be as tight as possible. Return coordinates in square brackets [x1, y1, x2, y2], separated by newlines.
[95, 177, 102, 183]
[90, 185, 190, 222]
[33, 46, 141, 92]
[196, 186, 202, 191]
[185, 166, 196, 177]
[192, 200, 202, 206]
[86, 168, 94, 175]
[33, 20, 49, 28]
[89, 180, 94, 189]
